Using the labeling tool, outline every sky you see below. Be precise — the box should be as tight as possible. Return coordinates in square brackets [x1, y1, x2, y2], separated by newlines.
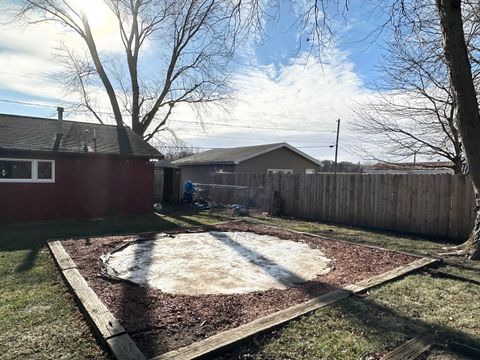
[0, 0, 392, 163]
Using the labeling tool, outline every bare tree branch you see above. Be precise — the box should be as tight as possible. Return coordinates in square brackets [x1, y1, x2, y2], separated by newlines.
[353, 0, 479, 173]
[14, 0, 262, 138]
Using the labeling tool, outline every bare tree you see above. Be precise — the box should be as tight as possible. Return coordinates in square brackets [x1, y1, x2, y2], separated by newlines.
[161, 145, 202, 162]
[353, 0, 479, 173]
[16, 0, 261, 140]
[14, 0, 342, 142]
[304, 0, 480, 258]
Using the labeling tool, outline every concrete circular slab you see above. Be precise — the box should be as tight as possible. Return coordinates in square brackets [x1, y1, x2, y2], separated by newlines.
[101, 231, 332, 295]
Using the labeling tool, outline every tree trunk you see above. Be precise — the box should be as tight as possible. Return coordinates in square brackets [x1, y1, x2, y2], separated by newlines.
[436, 0, 480, 259]
[465, 200, 480, 259]
[452, 157, 463, 174]
[82, 17, 124, 127]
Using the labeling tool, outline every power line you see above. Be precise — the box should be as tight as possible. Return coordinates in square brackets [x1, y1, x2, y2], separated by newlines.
[297, 145, 335, 148]
[159, 144, 334, 149]
[182, 134, 332, 143]
[0, 98, 59, 109]
[0, 98, 113, 114]
[0, 97, 337, 133]
[172, 119, 335, 133]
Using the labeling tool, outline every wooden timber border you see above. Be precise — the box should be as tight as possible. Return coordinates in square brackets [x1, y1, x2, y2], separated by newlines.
[382, 333, 435, 360]
[48, 220, 439, 360]
[48, 241, 146, 360]
[153, 257, 438, 360]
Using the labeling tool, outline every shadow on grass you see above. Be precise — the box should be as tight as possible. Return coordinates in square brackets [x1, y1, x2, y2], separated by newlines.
[442, 260, 480, 273]
[1, 204, 229, 273]
[118, 234, 157, 357]
[15, 244, 42, 272]
[43, 211, 479, 358]
[223, 276, 480, 360]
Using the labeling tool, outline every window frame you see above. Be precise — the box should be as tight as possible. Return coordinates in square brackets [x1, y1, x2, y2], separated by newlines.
[305, 169, 315, 174]
[0, 158, 55, 183]
[267, 169, 294, 174]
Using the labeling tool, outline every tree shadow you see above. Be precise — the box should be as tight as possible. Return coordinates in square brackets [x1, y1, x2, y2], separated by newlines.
[69, 217, 480, 359]
[15, 244, 42, 272]
[116, 235, 158, 357]
[210, 232, 315, 289]
[442, 260, 480, 273]
[222, 278, 480, 359]
[3, 207, 218, 272]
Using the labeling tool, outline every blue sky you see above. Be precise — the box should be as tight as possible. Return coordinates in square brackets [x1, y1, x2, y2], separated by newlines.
[253, 2, 387, 82]
[0, 0, 391, 162]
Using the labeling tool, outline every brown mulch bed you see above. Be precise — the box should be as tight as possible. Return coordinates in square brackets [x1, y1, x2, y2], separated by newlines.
[60, 221, 417, 358]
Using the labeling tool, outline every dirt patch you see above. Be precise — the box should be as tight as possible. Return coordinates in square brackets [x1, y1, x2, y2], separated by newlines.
[61, 221, 416, 358]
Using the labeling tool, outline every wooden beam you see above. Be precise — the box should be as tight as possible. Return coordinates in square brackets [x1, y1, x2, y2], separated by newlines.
[154, 257, 439, 360]
[47, 241, 146, 360]
[245, 218, 439, 261]
[49, 240, 77, 270]
[344, 258, 439, 293]
[382, 333, 434, 360]
[107, 334, 148, 360]
[48, 223, 439, 360]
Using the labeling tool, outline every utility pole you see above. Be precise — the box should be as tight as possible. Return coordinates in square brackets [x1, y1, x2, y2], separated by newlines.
[334, 119, 340, 175]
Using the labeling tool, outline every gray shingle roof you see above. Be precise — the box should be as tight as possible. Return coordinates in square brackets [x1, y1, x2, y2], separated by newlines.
[173, 143, 321, 166]
[0, 113, 162, 158]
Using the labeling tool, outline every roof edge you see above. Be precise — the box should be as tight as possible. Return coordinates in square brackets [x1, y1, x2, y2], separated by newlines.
[172, 160, 235, 166]
[233, 143, 322, 166]
[0, 148, 164, 159]
[0, 112, 125, 128]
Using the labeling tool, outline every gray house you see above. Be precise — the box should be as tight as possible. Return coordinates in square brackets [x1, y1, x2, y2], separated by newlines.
[173, 143, 321, 184]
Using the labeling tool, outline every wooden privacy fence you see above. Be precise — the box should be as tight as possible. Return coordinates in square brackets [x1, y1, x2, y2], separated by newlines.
[213, 173, 477, 240]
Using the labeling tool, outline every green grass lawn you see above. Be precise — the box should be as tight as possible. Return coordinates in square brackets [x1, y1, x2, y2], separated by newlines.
[1, 207, 479, 359]
[231, 275, 480, 360]
[0, 206, 231, 360]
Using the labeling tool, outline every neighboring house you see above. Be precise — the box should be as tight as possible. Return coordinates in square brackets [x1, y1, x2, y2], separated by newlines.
[0, 111, 162, 222]
[173, 143, 321, 184]
[363, 161, 454, 175]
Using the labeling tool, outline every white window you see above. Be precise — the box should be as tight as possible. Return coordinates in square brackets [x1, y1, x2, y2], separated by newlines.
[305, 169, 315, 174]
[267, 169, 293, 174]
[0, 158, 55, 183]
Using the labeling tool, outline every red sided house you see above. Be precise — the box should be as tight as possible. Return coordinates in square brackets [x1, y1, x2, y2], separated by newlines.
[0, 111, 162, 222]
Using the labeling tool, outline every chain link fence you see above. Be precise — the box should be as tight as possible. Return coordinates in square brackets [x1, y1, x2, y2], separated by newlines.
[193, 183, 274, 215]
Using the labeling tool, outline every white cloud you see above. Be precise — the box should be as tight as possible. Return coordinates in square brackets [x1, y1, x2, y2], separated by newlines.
[169, 50, 369, 162]
[0, 1, 370, 162]
[0, 0, 123, 103]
